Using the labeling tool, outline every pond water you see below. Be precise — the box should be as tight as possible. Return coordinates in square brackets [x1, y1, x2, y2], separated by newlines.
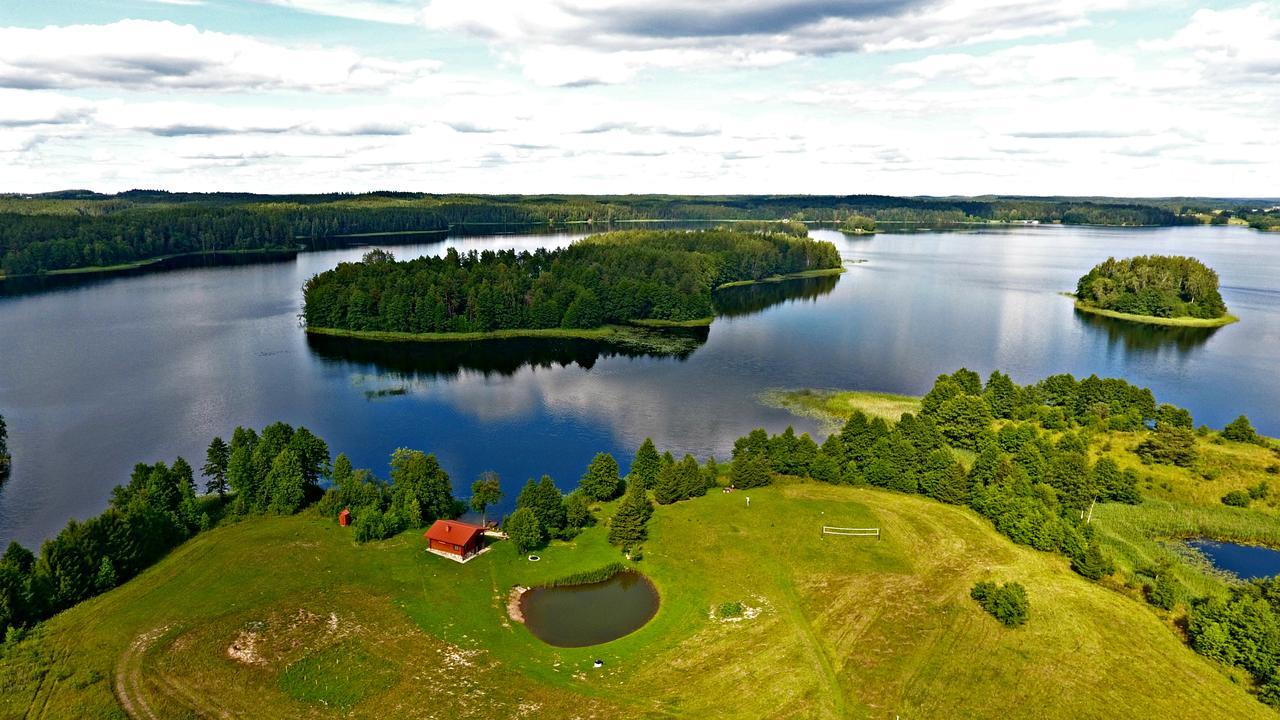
[520, 571, 660, 647]
[1187, 539, 1280, 580]
[2, 224, 1280, 546]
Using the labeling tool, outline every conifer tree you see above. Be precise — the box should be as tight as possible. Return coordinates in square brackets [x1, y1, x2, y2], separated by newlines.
[653, 461, 682, 505]
[94, 556, 117, 592]
[202, 436, 230, 499]
[629, 438, 661, 489]
[676, 454, 705, 499]
[608, 479, 652, 548]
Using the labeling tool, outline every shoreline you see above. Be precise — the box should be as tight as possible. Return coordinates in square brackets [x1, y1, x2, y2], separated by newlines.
[0, 247, 299, 281]
[1069, 296, 1239, 328]
[305, 323, 704, 345]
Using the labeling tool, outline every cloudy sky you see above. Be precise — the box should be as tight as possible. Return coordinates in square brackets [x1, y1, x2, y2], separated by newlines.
[1, 0, 1277, 195]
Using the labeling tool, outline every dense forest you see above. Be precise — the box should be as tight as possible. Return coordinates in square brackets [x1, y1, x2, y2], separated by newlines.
[1075, 255, 1229, 319]
[301, 228, 842, 334]
[0, 190, 1201, 276]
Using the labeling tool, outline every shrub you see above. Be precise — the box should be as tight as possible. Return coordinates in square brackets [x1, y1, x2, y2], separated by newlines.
[1221, 490, 1251, 508]
[717, 601, 744, 618]
[970, 581, 1029, 627]
[1222, 415, 1259, 444]
[1135, 424, 1198, 467]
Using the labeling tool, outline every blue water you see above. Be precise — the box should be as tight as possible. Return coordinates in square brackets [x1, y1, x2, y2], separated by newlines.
[1187, 539, 1280, 580]
[2, 224, 1279, 546]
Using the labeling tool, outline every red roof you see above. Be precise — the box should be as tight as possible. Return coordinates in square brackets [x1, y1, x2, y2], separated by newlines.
[424, 519, 486, 545]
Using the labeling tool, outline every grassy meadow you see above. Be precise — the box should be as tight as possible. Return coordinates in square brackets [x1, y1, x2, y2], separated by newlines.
[1, 479, 1269, 719]
[1071, 298, 1240, 328]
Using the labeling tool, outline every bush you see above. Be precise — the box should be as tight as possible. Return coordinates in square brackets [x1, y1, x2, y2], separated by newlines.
[1135, 424, 1198, 467]
[1221, 490, 1251, 508]
[1222, 415, 1259, 444]
[717, 601, 744, 618]
[970, 581, 1029, 627]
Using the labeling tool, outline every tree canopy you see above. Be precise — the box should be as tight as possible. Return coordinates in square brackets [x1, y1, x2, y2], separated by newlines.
[1075, 255, 1228, 319]
[301, 229, 842, 335]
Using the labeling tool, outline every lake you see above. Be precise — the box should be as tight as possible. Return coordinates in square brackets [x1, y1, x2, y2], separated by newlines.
[2, 224, 1279, 546]
[1187, 539, 1280, 580]
[520, 570, 660, 647]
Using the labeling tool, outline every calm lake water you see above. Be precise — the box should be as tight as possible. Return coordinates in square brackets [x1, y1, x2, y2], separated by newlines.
[1187, 539, 1280, 580]
[520, 571, 660, 647]
[2, 225, 1279, 546]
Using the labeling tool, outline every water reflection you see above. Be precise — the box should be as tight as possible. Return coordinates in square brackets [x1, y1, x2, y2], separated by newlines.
[1074, 309, 1220, 352]
[712, 272, 841, 318]
[306, 329, 707, 380]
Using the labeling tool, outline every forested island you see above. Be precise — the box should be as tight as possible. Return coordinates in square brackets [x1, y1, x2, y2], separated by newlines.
[4, 369, 1280, 716]
[301, 228, 842, 341]
[0, 190, 1237, 278]
[1073, 255, 1237, 327]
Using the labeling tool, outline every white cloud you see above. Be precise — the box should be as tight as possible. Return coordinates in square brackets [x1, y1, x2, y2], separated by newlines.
[418, 0, 1131, 85]
[1144, 3, 1280, 82]
[0, 20, 440, 92]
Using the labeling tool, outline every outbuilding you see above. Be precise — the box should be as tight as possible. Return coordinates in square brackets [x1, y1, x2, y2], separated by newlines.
[338, 508, 351, 527]
[424, 519, 487, 561]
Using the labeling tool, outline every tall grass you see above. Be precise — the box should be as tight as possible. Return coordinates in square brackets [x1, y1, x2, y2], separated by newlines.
[543, 562, 629, 587]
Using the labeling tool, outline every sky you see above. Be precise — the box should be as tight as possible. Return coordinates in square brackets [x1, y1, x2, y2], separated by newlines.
[0, 0, 1277, 196]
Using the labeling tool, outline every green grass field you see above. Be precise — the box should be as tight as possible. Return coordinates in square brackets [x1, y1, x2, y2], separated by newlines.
[1, 479, 1268, 719]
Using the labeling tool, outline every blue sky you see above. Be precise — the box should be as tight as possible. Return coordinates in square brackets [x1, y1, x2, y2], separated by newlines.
[0, 0, 1276, 195]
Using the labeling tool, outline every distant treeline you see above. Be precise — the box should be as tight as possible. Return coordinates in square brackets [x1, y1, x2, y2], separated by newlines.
[301, 228, 842, 334]
[1076, 255, 1228, 319]
[0, 191, 1196, 275]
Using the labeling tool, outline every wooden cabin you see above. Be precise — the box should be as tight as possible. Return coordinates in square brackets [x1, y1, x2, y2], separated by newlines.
[424, 519, 486, 560]
[338, 508, 351, 527]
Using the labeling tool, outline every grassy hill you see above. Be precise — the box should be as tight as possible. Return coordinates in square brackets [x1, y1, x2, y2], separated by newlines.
[1, 479, 1267, 719]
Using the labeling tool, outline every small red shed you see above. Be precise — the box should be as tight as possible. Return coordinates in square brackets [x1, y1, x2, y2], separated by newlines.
[424, 519, 486, 560]
[338, 508, 351, 527]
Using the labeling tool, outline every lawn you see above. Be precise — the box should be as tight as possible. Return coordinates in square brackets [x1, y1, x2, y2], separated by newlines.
[1, 480, 1266, 719]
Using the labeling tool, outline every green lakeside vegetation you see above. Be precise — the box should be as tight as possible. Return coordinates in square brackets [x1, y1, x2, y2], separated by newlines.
[5, 370, 1280, 716]
[1073, 255, 1234, 326]
[1072, 300, 1239, 328]
[301, 228, 842, 339]
[1, 459, 1270, 717]
[5, 190, 1253, 278]
[767, 372, 1280, 703]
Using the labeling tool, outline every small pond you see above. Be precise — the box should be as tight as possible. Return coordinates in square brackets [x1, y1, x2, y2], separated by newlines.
[520, 571, 659, 647]
[1187, 539, 1280, 580]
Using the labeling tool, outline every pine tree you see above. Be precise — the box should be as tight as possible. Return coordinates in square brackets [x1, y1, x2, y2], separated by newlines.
[676, 455, 704, 499]
[535, 475, 566, 534]
[579, 453, 623, 501]
[629, 439, 661, 489]
[653, 462, 682, 505]
[608, 479, 653, 548]
[731, 452, 772, 489]
[703, 456, 721, 489]
[202, 436, 230, 499]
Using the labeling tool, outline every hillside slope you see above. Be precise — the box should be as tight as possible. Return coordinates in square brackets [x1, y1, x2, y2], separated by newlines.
[0, 481, 1266, 719]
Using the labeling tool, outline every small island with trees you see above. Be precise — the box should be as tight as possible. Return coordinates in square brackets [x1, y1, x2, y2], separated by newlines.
[301, 227, 844, 344]
[1072, 255, 1238, 328]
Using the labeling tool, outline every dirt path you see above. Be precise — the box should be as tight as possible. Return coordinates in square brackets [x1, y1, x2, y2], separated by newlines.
[115, 627, 168, 720]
